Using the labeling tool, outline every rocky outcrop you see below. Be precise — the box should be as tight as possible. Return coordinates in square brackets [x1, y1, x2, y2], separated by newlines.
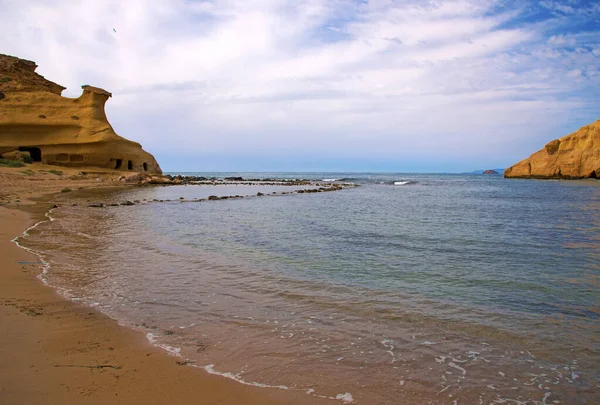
[483, 170, 499, 175]
[504, 119, 600, 179]
[0, 54, 161, 173]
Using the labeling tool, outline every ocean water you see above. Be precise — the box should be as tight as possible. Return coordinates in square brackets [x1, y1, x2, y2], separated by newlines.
[19, 173, 600, 404]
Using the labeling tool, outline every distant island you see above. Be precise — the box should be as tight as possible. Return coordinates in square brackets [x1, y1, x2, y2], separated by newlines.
[467, 169, 505, 175]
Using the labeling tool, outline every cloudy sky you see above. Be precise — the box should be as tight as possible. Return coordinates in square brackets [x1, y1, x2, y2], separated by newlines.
[2, 0, 599, 172]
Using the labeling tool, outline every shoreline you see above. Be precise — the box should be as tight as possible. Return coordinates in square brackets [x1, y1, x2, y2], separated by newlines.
[0, 170, 333, 405]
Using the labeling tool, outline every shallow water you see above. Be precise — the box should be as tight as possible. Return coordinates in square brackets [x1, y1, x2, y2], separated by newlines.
[20, 174, 600, 404]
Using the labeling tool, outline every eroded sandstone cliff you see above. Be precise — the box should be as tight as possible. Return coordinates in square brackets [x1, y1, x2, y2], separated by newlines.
[0, 54, 161, 173]
[504, 119, 600, 179]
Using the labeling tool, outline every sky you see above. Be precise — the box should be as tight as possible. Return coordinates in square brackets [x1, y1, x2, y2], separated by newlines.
[1, 0, 599, 172]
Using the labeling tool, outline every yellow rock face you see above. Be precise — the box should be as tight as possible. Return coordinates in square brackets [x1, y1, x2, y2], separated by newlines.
[504, 119, 600, 179]
[0, 54, 161, 174]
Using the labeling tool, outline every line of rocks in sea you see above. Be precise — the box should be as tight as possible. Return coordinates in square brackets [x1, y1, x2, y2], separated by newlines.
[117, 173, 327, 187]
[82, 183, 355, 208]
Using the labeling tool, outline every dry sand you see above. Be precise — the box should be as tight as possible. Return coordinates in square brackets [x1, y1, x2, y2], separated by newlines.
[0, 164, 330, 405]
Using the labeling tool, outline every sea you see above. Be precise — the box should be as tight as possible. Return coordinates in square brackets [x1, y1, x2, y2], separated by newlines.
[17, 173, 600, 404]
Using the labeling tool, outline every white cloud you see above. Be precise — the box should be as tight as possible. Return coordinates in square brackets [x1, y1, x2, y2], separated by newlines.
[547, 34, 576, 46]
[540, 0, 575, 14]
[0, 0, 599, 171]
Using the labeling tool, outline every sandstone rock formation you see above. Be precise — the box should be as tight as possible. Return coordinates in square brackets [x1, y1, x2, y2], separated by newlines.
[504, 119, 600, 179]
[0, 54, 161, 173]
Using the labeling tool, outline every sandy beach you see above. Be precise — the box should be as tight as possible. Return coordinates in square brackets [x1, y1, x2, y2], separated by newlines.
[0, 165, 330, 405]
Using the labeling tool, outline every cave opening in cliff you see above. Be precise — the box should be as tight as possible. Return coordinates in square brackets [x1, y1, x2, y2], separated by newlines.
[143, 162, 148, 171]
[114, 159, 122, 169]
[591, 170, 597, 179]
[18, 147, 41, 162]
[127, 160, 133, 170]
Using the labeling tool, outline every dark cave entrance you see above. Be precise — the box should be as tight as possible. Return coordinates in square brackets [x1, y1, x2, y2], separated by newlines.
[18, 147, 42, 162]
[114, 159, 123, 169]
[143, 162, 148, 171]
[127, 160, 133, 170]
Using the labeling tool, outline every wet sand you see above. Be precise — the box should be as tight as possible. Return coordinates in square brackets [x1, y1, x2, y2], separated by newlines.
[0, 165, 330, 405]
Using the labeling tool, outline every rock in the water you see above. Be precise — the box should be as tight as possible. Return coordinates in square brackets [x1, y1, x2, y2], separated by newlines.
[483, 170, 499, 175]
[149, 176, 173, 184]
[208, 195, 219, 200]
[505, 119, 600, 179]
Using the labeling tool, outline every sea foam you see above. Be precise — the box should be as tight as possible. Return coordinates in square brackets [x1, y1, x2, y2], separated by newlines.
[12, 207, 57, 285]
[202, 364, 289, 389]
[335, 392, 354, 403]
[146, 333, 182, 356]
